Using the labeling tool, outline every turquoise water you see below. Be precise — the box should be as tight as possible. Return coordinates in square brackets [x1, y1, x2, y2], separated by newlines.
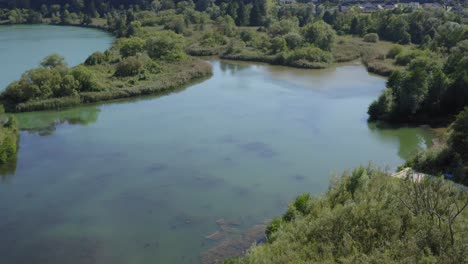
[0, 25, 113, 89]
[0, 26, 435, 264]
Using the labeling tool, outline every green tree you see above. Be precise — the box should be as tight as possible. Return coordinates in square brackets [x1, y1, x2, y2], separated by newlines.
[145, 31, 185, 61]
[269, 36, 287, 54]
[40, 54, 67, 69]
[449, 107, 468, 162]
[284, 32, 303, 50]
[302, 20, 336, 51]
[435, 22, 465, 50]
[118, 37, 146, 58]
[216, 15, 237, 37]
[114, 56, 144, 77]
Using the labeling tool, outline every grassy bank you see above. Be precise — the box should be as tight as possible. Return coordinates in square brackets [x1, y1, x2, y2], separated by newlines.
[5, 58, 212, 113]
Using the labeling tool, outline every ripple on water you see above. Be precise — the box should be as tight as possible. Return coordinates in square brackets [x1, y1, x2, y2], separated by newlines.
[239, 142, 277, 158]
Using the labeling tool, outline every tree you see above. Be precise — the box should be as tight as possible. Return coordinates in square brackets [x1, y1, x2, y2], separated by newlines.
[284, 32, 303, 50]
[60, 9, 73, 24]
[216, 15, 237, 37]
[145, 31, 185, 61]
[85, 51, 107, 66]
[114, 56, 144, 77]
[302, 21, 336, 51]
[237, 2, 252, 26]
[40, 54, 67, 69]
[234, 166, 468, 263]
[118, 37, 146, 58]
[449, 107, 468, 162]
[435, 22, 465, 51]
[164, 15, 185, 34]
[71, 66, 97, 92]
[250, 0, 267, 26]
[269, 36, 287, 54]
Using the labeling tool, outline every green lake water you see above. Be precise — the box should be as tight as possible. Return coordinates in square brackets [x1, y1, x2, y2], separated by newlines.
[0, 25, 113, 89]
[0, 26, 436, 264]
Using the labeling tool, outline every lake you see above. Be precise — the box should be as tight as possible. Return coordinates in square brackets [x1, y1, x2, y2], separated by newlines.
[0, 26, 435, 264]
[0, 25, 113, 89]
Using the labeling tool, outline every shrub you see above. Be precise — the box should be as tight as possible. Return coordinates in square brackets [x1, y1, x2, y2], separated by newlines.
[363, 33, 379, 43]
[368, 88, 394, 121]
[200, 30, 226, 47]
[284, 32, 303, 50]
[164, 14, 185, 34]
[302, 21, 336, 51]
[71, 66, 98, 91]
[0, 116, 18, 164]
[40, 53, 67, 68]
[235, 166, 468, 263]
[118, 37, 146, 58]
[85, 51, 107, 65]
[240, 30, 254, 42]
[114, 56, 144, 77]
[395, 49, 423, 66]
[287, 46, 333, 63]
[146, 31, 185, 61]
[270, 36, 287, 54]
[387, 45, 404, 59]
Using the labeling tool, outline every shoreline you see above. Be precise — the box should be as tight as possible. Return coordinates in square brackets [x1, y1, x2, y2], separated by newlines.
[4, 58, 213, 113]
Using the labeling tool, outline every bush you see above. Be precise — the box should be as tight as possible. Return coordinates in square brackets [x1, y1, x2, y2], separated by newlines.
[302, 21, 336, 51]
[0, 116, 18, 164]
[71, 66, 98, 91]
[234, 166, 468, 263]
[284, 32, 303, 50]
[200, 30, 226, 47]
[146, 31, 185, 61]
[395, 49, 423, 66]
[85, 51, 107, 65]
[367, 88, 394, 121]
[387, 45, 404, 59]
[363, 33, 379, 43]
[269, 36, 287, 54]
[40, 53, 67, 68]
[240, 30, 254, 42]
[287, 46, 333, 63]
[114, 56, 144, 77]
[118, 37, 146, 58]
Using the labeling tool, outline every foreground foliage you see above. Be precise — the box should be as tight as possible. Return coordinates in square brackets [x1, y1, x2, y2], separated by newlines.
[230, 166, 468, 263]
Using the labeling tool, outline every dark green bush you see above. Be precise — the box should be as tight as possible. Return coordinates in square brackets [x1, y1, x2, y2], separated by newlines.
[114, 56, 145, 77]
[85, 51, 107, 65]
[363, 33, 379, 43]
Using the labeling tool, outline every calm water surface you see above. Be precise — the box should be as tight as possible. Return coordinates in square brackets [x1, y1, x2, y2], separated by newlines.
[0, 27, 435, 264]
[0, 25, 113, 89]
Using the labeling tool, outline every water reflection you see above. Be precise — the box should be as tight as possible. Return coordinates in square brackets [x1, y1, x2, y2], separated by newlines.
[219, 60, 250, 74]
[0, 157, 17, 181]
[368, 122, 435, 160]
[16, 106, 101, 136]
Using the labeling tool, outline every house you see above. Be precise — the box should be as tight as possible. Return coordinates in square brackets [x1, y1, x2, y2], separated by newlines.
[280, 0, 296, 4]
[339, 4, 352, 12]
[399, 2, 420, 9]
[422, 3, 442, 9]
[451, 6, 465, 15]
[384, 3, 398, 10]
[361, 2, 379, 12]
